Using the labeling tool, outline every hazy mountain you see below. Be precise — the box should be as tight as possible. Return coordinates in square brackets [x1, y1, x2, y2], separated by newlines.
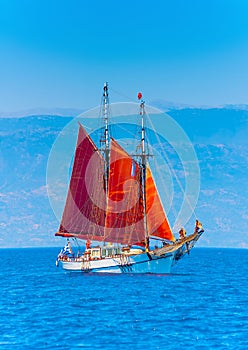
[0, 108, 82, 118]
[0, 108, 247, 248]
[0, 116, 72, 248]
[168, 108, 248, 248]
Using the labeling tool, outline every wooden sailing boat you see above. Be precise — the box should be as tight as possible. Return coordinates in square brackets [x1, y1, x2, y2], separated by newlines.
[55, 83, 204, 273]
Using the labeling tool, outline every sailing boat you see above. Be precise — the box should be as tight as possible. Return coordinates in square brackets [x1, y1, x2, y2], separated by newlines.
[55, 83, 204, 273]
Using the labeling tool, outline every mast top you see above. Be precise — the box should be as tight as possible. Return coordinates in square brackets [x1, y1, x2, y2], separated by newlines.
[103, 82, 108, 96]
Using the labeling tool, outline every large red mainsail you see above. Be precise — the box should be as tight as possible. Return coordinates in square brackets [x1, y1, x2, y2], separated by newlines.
[104, 138, 145, 245]
[56, 125, 174, 244]
[56, 123, 106, 240]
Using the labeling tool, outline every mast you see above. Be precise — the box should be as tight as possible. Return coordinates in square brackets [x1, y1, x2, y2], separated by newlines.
[102, 82, 110, 195]
[138, 93, 149, 250]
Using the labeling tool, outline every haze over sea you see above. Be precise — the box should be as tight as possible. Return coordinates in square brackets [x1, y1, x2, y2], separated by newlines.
[0, 247, 247, 350]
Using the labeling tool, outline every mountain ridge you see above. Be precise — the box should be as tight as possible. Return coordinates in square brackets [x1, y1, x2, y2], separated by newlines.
[1, 102, 248, 118]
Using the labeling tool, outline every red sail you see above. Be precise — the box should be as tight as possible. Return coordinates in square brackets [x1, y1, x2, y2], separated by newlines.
[104, 139, 145, 245]
[146, 165, 175, 242]
[56, 123, 106, 240]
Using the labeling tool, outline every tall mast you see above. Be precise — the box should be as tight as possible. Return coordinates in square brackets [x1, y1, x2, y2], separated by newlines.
[102, 82, 110, 195]
[138, 93, 149, 251]
[103, 82, 110, 151]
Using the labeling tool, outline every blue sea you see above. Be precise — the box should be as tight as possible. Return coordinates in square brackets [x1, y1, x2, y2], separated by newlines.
[0, 248, 248, 350]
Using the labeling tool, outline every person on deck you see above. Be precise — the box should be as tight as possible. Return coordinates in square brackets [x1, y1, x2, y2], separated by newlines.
[86, 239, 91, 250]
[194, 220, 203, 233]
[179, 228, 186, 240]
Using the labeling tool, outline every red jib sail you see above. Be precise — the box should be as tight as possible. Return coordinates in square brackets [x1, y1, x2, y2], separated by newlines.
[146, 165, 175, 242]
[55, 123, 106, 240]
[104, 138, 145, 245]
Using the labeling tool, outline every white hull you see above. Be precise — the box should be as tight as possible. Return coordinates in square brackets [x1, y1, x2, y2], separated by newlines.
[60, 251, 176, 274]
[58, 231, 204, 274]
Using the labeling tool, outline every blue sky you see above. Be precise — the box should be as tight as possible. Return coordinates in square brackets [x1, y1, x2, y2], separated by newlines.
[1, 0, 248, 113]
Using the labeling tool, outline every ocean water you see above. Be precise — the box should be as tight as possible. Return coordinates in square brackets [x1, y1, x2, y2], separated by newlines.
[0, 248, 248, 350]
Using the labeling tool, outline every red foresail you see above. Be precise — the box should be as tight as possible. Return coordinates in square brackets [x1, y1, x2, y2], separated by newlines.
[146, 165, 175, 242]
[56, 123, 106, 240]
[104, 139, 145, 245]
